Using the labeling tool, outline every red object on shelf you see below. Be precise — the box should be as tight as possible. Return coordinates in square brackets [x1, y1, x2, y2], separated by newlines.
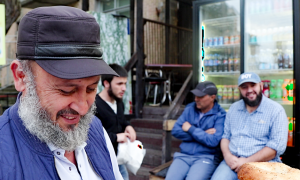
[262, 80, 270, 98]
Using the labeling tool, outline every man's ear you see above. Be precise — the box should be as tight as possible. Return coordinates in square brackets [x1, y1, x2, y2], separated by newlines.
[11, 60, 26, 92]
[211, 94, 216, 100]
[259, 82, 263, 90]
[103, 80, 110, 89]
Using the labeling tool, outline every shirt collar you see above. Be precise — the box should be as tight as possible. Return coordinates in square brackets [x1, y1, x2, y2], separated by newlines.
[47, 142, 87, 153]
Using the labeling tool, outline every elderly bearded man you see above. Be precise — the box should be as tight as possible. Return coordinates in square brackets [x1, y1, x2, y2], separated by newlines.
[0, 6, 123, 180]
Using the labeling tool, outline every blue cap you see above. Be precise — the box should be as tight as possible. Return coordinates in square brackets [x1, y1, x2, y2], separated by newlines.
[238, 72, 261, 86]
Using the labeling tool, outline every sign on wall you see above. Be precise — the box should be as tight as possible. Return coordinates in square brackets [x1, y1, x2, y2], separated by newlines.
[0, 4, 5, 65]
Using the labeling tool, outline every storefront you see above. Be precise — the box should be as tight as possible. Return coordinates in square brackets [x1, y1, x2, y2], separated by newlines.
[192, 0, 300, 168]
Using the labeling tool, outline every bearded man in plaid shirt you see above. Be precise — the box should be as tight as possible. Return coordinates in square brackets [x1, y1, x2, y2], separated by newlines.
[211, 72, 288, 180]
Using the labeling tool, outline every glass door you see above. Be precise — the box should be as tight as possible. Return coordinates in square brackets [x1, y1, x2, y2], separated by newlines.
[200, 0, 240, 111]
[245, 0, 294, 147]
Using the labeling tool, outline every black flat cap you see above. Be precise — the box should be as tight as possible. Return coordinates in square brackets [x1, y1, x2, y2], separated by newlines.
[17, 6, 118, 79]
[191, 81, 218, 97]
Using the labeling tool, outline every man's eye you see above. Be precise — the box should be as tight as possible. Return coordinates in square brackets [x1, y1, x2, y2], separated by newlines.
[87, 88, 96, 93]
[60, 89, 74, 95]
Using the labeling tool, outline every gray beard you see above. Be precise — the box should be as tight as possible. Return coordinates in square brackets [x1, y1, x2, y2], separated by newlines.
[18, 78, 95, 151]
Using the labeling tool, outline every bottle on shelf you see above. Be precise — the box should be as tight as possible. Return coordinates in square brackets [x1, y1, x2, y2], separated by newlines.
[212, 54, 218, 72]
[234, 35, 240, 44]
[276, 79, 283, 101]
[223, 85, 228, 104]
[262, 80, 270, 98]
[213, 37, 218, 46]
[270, 79, 277, 100]
[223, 54, 229, 72]
[224, 36, 229, 45]
[228, 55, 234, 72]
[273, 49, 279, 69]
[277, 50, 284, 69]
[287, 117, 294, 147]
[230, 35, 235, 44]
[234, 54, 240, 71]
[217, 55, 223, 72]
[233, 85, 240, 102]
[282, 79, 290, 101]
[203, 55, 209, 72]
[227, 85, 233, 104]
[208, 55, 213, 72]
[286, 79, 294, 102]
[218, 36, 224, 46]
[217, 85, 223, 103]
[283, 49, 291, 69]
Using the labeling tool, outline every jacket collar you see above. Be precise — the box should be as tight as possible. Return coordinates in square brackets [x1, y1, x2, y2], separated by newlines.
[194, 100, 221, 116]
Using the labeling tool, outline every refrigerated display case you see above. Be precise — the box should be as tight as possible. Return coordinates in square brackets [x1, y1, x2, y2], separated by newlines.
[200, 0, 241, 111]
[245, 0, 294, 144]
[192, 0, 300, 168]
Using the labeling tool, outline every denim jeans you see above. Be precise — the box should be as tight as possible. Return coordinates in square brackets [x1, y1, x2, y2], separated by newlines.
[165, 152, 219, 180]
[210, 160, 238, 180]
[118, 164, 129, 180]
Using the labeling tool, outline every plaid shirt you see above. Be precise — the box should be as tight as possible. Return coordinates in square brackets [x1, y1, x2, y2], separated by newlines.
[222, 95, 288, 162]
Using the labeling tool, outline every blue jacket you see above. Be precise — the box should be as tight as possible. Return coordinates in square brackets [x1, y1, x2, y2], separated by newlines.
[172, 101, 226, 157]
[0, 96, 115, 180]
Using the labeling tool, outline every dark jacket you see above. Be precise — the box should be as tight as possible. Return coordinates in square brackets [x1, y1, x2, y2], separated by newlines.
[172, 101, 226, 157]
[0, 94, 115, 180]
[95, 95, 130, 155]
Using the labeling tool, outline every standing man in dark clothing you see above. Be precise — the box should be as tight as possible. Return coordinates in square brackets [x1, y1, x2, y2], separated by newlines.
[95, 64, 136, 180]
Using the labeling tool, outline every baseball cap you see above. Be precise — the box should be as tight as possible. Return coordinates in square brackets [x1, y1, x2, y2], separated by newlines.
[238, 72, 261, 86]
[16, 6, 118, 79]
[190, 81, 217, 97]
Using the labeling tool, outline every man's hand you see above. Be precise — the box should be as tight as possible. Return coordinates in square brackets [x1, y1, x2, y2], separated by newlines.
[125, 125, 136, 142]
[116, 133, 130, 143]
[235, 157, 249, 172]
[182, 122, 192, 132]
[224, 153, 239, 170]
[205, 128, 216, 134]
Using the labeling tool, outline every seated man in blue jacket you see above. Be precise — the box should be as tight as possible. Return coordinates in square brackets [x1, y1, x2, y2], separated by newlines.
[165, 81, 226, 180]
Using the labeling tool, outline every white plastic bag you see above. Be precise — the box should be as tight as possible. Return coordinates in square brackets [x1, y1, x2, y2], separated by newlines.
[117, 139, 146, 175]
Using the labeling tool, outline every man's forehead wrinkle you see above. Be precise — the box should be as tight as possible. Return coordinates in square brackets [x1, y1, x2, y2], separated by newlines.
[54, 78, 100, 88]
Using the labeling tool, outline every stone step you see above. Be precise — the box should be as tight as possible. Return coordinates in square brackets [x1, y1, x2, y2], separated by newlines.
[142, 149, 162, 167]
[142, 106, 169, 118]
[142, 105, 185, 119]
[137, 132, 181, 151]
[128, 165, 153, 180]
[134, 127, 163, 135]
[131, 118, 163, 130]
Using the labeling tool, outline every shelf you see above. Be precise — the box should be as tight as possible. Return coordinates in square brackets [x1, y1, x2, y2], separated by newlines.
[219, 103, 233, 109]
[219, 100, 293, 110]
[248, 40, 293, 46]
[247, 9, 292, 20]
[246, 10, 292, 28]
[275, 101, 293, 105]
[204, 71, 240, 76]
[203, 16, 239, 26]
[251, 69, 293, 75]
[204, 43, 240, 49]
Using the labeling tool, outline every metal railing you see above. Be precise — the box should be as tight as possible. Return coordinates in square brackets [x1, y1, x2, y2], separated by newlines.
[143, 18, 193, 65]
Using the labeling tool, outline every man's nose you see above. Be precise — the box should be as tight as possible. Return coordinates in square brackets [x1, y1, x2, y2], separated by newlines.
[246, 87, 253, 93]
[70, 93, 89, 115]
[122, 84, 127, 91]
